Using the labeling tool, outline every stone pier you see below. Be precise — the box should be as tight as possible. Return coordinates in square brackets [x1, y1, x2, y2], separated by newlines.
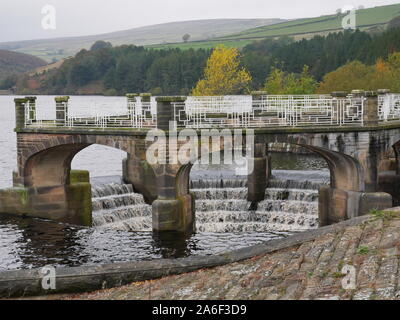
[247, 143, 269, 202]
[151, 96, 195, 233]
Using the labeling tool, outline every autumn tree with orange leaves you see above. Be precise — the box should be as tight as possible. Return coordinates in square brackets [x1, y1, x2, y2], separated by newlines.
[317, 52, 400, 93]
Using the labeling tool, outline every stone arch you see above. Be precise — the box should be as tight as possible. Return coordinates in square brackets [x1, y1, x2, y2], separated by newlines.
[178, 137, 365, 193]
[18, 134, 137, 188]
[24, 143, 90, 187]
[176, 164, 192, 197]
[296, 144, 365, 192]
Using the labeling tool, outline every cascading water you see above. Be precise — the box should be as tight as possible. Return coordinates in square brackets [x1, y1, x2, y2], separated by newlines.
[92, 184, 153, 231]
[92, 170, 329, 233]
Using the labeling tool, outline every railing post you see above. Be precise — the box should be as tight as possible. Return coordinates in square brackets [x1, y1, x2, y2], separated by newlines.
[330, 91, 347, 98]
[377, 89, 391, 121]
[140, 93, 152, 103]
[126, 93, 139, 115]
[251, 91, 267, 102]
[363, 91, 379, 126]
[14, 98, 28, 130]
[26, 96, 37, 122]
[156, 96, 187, 131]
[55, 96, 70, 126]
[330, 91, 347, 125]
[377, 89, 390, 95]
[251, 91, 267, 115]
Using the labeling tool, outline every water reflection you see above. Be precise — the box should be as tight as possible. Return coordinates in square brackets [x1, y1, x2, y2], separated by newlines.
[152, 231, 194, 259]
[0, 214, 288, 271]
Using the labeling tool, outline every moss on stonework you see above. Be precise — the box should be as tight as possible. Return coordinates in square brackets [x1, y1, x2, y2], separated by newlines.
[55, 96, 70, 103]
[66, 183, 92, 226]
[156, 96, 187, 103]
[15, 188, 29, 207]
[0, 188, 29, 215]
[365, 91, 378, 97]
[331, 91, 347, 97]
[370, 209, 400, 221]
[70, 170, 90, 184]
[126, 93, 139, 98]
[14, 98, 28, 104]
[251, 91, 268, 95]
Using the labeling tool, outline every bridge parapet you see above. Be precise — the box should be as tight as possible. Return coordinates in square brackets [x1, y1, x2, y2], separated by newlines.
[15, 91, 400, 132]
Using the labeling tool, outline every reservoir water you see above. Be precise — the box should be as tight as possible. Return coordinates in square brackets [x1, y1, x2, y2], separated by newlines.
[0, 96, 329, 271]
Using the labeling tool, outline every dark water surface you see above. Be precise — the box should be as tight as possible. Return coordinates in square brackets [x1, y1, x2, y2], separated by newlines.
[0, 214, 290, 271]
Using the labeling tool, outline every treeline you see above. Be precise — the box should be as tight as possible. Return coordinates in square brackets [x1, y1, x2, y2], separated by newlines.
[11, 25, 400, 95]
[40, 46, 210, 95]
[242, 27, 400, 88]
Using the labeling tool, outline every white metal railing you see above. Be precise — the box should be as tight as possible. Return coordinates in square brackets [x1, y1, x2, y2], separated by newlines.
[378, 94, 400, 121]
[24, 97, 156, 129]
[175, 96, 364, 128]
[22, 94, 400, 130]
[185, 96, 252, 115]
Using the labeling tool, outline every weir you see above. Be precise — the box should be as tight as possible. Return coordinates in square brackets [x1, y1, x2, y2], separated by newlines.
[1, 90, 400, 234]
[91, 170, 322, 233]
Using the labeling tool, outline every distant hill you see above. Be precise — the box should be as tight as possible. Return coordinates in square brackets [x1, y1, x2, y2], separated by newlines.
[0, 19, 284, 62]
[152, 3, 400, 50]
[0, 50, 47, 81]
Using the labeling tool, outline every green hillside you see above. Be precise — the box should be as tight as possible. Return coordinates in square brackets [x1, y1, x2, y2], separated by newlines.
[0, 19, 283, 62]
[152, 3, 400, 50]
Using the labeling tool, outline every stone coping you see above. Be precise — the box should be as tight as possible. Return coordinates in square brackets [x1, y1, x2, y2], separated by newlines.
[15, 120, 400, 137]
[0, 215, 372, 298]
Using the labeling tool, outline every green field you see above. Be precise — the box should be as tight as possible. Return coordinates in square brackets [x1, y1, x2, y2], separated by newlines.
[0, 19, 282, 62]
[149, 39, 255, 50]
[152, 3, 400, 50]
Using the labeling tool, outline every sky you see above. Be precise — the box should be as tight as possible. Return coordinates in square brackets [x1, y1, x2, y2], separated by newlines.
[0, 0, 399, 42]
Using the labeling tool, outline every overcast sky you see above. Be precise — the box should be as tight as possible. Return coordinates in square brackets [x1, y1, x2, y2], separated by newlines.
[0, 0, 399, 42]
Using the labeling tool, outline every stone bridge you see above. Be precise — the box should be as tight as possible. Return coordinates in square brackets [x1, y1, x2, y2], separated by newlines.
[1, 91, 400, 234]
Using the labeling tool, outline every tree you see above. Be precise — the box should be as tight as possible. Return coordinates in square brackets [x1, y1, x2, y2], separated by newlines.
[296, 65, 318, 93]
[192, 45, 252, 96]
[90, 40, 113, 51]
[264, 67, 285, 94]
[263, 66, 317, 94]
[183, 34, 191, 43]
[317, 61, 373, 93]
[317, 53, 400, 93]
[285, 66, 317, 94]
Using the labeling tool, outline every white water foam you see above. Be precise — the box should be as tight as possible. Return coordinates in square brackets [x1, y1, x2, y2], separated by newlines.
[92, 172, 324, 233]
